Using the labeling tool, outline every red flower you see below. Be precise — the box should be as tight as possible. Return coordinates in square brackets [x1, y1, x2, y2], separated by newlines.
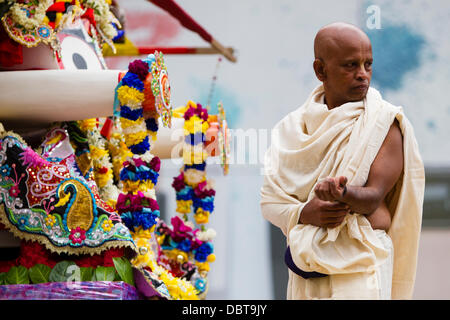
[16, 241, 58, 269]
[9, 184, 20, 197]
[0, 260, 17, 273]
[75, 254, 103, 268]
[69, 227, 86, 244]
[103, 248, 124, 267]
[149, 156, 161, 172]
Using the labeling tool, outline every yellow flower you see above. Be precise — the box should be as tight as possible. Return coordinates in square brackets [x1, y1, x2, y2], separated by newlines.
[157, 234, 166, 245]
[45, 215, 56, 227]
[102, 219, 113, 232]
[89, 145, 108, 160]
[196, 262, 210, 272]
[183, 116, 210, 135]
[176, 200, 192, 214]
[182, 147, 209, 165]
[194, 208, 210, 224]
[95, 170, 113, 188]
[120, 117, 144, 130]
[122, 180, 155, 193]
[207, 254, 216, 263]
[124, 131, 147, 147]
[79, 118, 97, 131]
[132, 226, 153, 240]
[148, 130, 158, 141]
[117, 85, 144, 106]
[106, 199, 117, 209]
[132, 251, 151, 267]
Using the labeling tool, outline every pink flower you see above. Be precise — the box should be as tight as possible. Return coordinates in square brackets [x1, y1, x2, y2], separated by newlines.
[8, 185, 20, 197]
[133, 158, 145, 167]
[19, 148, 49, 168]
[170, 216, 192, 242]
[184, 107, 196, 120]
[172, 173, 185, 192]
[194, 181, 216, 198]
[69, 227, 86, 244]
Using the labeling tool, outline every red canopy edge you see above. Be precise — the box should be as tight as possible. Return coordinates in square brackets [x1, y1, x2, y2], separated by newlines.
[147, 0, 236, 62]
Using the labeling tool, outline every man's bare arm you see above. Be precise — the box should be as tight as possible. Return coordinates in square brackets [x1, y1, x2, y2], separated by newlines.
[314, 119, 404, 215]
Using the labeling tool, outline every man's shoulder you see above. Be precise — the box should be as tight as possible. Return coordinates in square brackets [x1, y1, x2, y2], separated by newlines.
[273, 104, 306, 130]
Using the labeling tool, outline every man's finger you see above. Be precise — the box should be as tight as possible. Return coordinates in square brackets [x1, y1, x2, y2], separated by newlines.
[329, 178, 342, 198]
[327, 223, 343, 229]
[322, 201, 349, 211]
[324, 210, 348, 219]
[339, 176, 348, 187]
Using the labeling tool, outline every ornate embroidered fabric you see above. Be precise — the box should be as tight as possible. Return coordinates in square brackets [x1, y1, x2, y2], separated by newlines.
[0, 127, 137, 257]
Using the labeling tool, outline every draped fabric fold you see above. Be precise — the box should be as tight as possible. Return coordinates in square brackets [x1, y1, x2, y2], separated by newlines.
[261, 85, 425, 299]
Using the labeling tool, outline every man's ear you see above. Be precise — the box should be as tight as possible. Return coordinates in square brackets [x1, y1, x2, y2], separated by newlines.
[313, 59, 326, 82]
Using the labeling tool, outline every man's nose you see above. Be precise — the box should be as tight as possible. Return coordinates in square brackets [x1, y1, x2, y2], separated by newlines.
[355, 64, 369, 80]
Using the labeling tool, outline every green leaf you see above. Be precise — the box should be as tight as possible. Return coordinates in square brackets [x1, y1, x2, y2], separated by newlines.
[80, 267, 94, 282]
[49, 261, 76, 283]
[95, 266, 116, 281]
[29, 264, 51, 284]
[113, 270, 121, 281]
[0, 272, 6, 285]
[5, 266, 29, 285]
[112, 257, 135, 286]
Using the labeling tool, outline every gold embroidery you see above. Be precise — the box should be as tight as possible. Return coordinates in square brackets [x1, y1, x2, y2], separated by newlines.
[0, 205, 138, 258]
[56, 179, 94, 231]
[75, 152, 93, 177]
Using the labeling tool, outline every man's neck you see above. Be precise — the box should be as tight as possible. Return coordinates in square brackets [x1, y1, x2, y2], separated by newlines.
[323, 96, 340, 110]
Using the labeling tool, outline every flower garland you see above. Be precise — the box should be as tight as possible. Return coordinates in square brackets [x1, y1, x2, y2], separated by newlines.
[115, 55, 162, 233]
[78, 118, 119, 207]
[1, 0, 118, 50]
[172, 100, 216, 226]
[162, 100, 219, 297]
[107, 122, 133, 184]
[130, 227, 199, 300]
[155, 216, 216, 297]
[114, 53, 200, 300]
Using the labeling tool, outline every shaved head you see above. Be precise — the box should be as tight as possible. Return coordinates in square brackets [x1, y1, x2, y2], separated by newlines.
[312, 22, 373, 109]
[314, 22, 371, 61]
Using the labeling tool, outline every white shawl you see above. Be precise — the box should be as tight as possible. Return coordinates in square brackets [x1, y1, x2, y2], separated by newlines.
[260, 85, 425, 299]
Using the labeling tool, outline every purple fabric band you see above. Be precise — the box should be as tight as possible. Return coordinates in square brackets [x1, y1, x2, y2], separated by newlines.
[284, 246, 327, 279]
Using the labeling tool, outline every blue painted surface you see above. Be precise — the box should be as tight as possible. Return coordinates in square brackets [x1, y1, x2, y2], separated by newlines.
[190, 77, 242, 128]
[364, 23, 426, 91]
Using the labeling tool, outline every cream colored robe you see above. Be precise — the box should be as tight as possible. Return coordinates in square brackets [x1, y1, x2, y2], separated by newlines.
[260, 85, 425, 299]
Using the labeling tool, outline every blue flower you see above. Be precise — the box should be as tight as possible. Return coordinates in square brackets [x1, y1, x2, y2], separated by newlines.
[18, 215, 29, 227]
[0, 164, 11, 176]
[145, 118, 158, 132]
[195, 278, 207, 292]
[193, 197, 214, 212]
[120, 212, 132, 230]
[120, 105, 143, 121]
[121, 72, 145, 91]
[129, 136, 150, 155]
[177, 239, 192, 252]
[195, 243, 213, 262]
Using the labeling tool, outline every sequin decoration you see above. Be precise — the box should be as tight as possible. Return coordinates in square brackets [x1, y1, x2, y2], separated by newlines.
[149, 52, 172, 128]
[36, 25, 52, 40]
[0, 133, 137, 256]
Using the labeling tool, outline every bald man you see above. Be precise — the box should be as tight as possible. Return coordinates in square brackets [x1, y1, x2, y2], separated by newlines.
[261, 22, 424, 299]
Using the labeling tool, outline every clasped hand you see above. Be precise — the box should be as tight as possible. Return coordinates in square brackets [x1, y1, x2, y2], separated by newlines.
[299, 176, 350, 228]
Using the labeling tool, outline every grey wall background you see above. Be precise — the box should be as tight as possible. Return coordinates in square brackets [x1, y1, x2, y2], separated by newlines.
[107, 0, 450, 299]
